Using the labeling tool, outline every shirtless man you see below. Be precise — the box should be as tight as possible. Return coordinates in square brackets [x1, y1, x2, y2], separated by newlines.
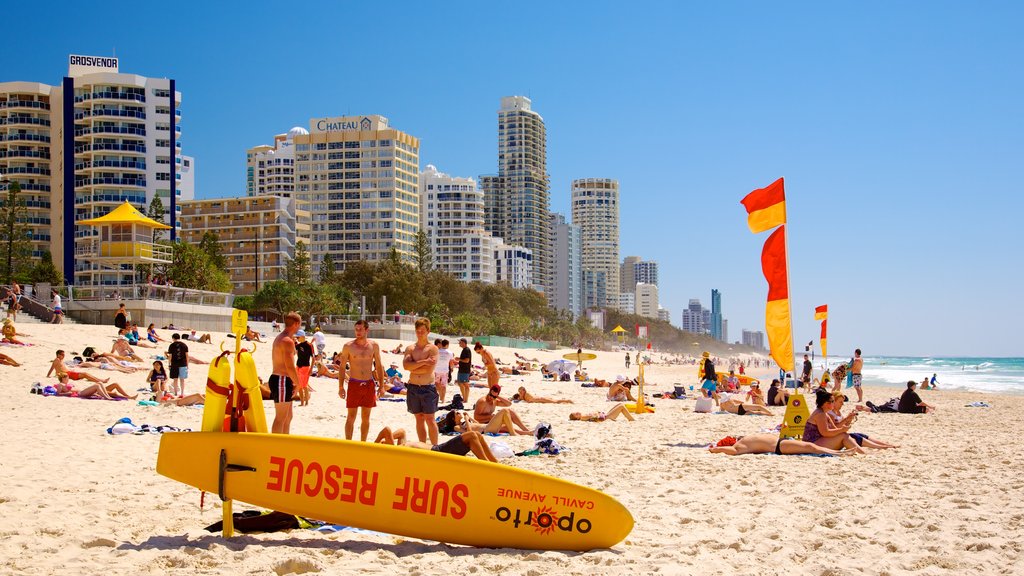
[111, 337, 143, 362]
[374, 426, 498, 462]
[851, 348, 864, 403]
[339, 319, 386, 441]
[269, 312, 302, 434]
[47, 349, 109, 384]
[474, 342, 499, 388]
[474, 384, 530, 434]
[403, 318, 439, 445]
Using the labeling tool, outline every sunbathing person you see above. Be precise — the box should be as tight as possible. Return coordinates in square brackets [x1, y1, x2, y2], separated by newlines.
[389, 343, 404, 354]
[57, 378, 136, 400]
[244, 327, 263, 342]
[158, 392, 205, 406]
[607, 379, 636, 402]
[474, 385, 531, 434]
[74, 359, 139, 374]
[1, 318, 25, 345]
[441, 408, 531, 436]
[745, 382, 767, 406]
[314, 359, 341, 378]
[803, 390, 867, 454]
[708, 433, 849, 456]
[111, 338, 144, 362]
[570, 403, 635, 422]
[0, 352, 20, 366]
[766, 379, 790, 406]
[375, 426, 498, 462]
[719, 397, 774, 416]
[828, 393, 898, 449]
[513, 386, 573, 404]
[47, 350, 110, 384]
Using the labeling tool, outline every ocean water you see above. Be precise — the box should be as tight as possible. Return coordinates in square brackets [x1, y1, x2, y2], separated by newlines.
[819, 356, 1024, 395]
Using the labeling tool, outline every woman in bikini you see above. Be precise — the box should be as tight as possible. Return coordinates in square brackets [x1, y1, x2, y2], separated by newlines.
[803, 390, 866, 454]
[719, 397, 774, 416]
[827, 392, 898, 449]
[441, 409, 532, 436]
[513, 386, 573, 404]
[709, 433, 849, 456]
[56, 377, 136, 400]
[569, 403, 635, 422]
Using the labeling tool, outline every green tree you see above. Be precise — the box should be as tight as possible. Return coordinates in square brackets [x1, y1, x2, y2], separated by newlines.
[167, 240, 232, 293]
[0, 181, 33, 284]
[251, 280, 299, 316]
[414, 230, 433, 273]
[147, 195, 166, 242]
[30, 250, 64, 286]
[198, 231, 226, 270]
[286, 241, 312, 286]
[319, 253, 336, 285]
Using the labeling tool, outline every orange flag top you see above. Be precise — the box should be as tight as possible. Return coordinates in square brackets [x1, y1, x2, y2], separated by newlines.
[761, 226, 793, 371]
[741, 178, 786, 234]
[814, 305, 828, 320]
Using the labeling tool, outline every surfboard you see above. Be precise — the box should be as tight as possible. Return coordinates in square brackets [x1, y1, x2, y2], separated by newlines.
[157, 432, 634, 551]
[562, 352, 598, 362]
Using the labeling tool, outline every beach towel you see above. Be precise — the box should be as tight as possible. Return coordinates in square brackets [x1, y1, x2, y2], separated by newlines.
[106, 418, 191, 435]
[965, 401, 991, 408]
[378, 397, 405, 402]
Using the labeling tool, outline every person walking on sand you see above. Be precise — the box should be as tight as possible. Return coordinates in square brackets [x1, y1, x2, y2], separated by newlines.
[474, 342, 499, 389]
[433, 338, 453, 403]
[404, 317, 440, 445]
[51, 289, 63, 324]
[269, 312, 302, 434]
[338, 319, 386, 441]
[851, 348, 864, 403]
[625, 352, 630, 369]
[456, 338, 473, 402]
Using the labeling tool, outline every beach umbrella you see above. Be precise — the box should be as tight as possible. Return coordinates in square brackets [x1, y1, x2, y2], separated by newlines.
[546, 359, 577, 374]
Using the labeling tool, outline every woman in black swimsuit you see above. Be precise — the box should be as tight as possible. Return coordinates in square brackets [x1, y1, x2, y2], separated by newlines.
[709, 433, 848, 456]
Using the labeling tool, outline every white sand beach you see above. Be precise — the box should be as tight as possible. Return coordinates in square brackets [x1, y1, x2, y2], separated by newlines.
[0, 322, 1020, 575]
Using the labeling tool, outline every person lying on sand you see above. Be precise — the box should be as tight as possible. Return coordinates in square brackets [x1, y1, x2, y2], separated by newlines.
[375, 426, 498, 462]
[47, 350, 110, 384]
[0, 352, 21, 366]
[719, 398, 774, 416]
[440, 408, 532, 436]
[570, 403, 635, 422]
[73, 359, 140, 374]
[56, 378, 136, 400]
[158, 392, 204, 406]
[513, 386, 573, 404]
[708, 433, 850, 456]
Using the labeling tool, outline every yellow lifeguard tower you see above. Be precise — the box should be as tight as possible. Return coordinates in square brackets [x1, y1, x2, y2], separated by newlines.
[611, 325, 627, 344]
[76, 201, 172, 282]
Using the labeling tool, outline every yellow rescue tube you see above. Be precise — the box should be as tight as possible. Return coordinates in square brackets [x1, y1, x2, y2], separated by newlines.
[201, 353, 232, 432]
[626, 403, 655, 413]
[235, 349, 267, 433]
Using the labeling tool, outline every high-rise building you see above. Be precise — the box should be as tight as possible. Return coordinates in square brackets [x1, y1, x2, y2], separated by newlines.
[493, 240, 533, 289]
[618, 291, 635, 314]
[549, 212, 581, 316]
[722, 318, 729, 344]
[292, 115, 419, 275]
[246, 127, 304, 198]
[480, 96, 550, 302]
[572, 178, 620, 310]
[179, 195, 309, 295]
[419, 164, 496, 283]
[657, 307, 671, 323]
[620, 255, 641, 293]
[2, 55, 193, 283]
[582, 269, 607, 311]
[635, 282, 659, 319]
[682, 298, 708, 334]
[742, 329, 766, 350]
[635, 260, 658, 287]
[711, 288, 723, 341]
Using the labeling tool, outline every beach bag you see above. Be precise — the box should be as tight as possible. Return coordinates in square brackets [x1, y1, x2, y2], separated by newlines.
[488, 441, 515, 459]
[694, 396, 715, 413]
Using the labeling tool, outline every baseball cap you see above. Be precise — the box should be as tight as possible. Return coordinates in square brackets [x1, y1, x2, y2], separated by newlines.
[295, 330, 306, 338]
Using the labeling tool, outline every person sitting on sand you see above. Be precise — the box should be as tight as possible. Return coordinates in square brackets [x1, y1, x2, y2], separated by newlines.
[724, 371, 740, 393]
[111, 337, 144, 362]
[898, 380, 935, 414]
[56, 377, 136, 400]
[47, 350, 110, 385]
[0, 351, 20, 366]
[607, 378, 636, 402]
[766, 379, 790, 406]
[745, 382, 766, 406]
[803, 390, 867, 454]
[828, 393, 898, 449]
[314, 359, 340, 378]
[719, 397, 774, 416]
[148, 360, 168, 398]
[440, 409, 532, 436]
[187, 330, 213, 344]
[389, 343, 404, 355]
[569, 403, 635, 423]
[708, 433, 848, 456]
[1, 318, 25, 345]
[474, 385, 531, 434]
[513, 386, 573, 404]
[147, 323, 166, 343]
[375, 426, 498, 462]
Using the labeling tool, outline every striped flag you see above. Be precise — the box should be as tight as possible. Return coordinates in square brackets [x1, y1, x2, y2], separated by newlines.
[820, 319, 828, 359]
[741, 178, 786, 233]
[761, 226, 794, 371]
[814, 305, 828, 320]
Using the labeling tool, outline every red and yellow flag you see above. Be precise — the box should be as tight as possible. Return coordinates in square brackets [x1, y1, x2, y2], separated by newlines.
[814, 305, 828, 320]
[741, 178, 786, 233]
[819, 318, 828, 359]
[761, 226, 793, 371]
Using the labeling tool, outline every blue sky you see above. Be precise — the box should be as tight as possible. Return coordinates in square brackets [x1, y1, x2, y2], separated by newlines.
[3, 1, 1022, 356]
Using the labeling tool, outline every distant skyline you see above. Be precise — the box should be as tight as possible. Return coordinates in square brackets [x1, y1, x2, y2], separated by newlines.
[3, 1, 1021, 356]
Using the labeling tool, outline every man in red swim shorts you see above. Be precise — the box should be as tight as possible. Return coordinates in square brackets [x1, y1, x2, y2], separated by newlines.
[338, 319, 386, 441]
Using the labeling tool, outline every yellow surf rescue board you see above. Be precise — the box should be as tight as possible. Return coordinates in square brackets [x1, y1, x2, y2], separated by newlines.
[157, 432, 633, 550]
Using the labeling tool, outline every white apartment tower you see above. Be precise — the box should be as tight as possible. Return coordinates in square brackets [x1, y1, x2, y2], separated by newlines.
[2, 55, 194, 284]
[635, 282, 659, 319]
[480, 96, 551, 302]
[493, 240, 533, 289]
[247, 127, 304, 198]
[419, 164, 496, 283]
[572, 178, 620, 310]
[549, 212, 582, 316]
[292, 115, 419, 274]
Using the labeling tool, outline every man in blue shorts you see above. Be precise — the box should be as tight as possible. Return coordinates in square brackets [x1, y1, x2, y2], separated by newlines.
[403, 318, 439, 445]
